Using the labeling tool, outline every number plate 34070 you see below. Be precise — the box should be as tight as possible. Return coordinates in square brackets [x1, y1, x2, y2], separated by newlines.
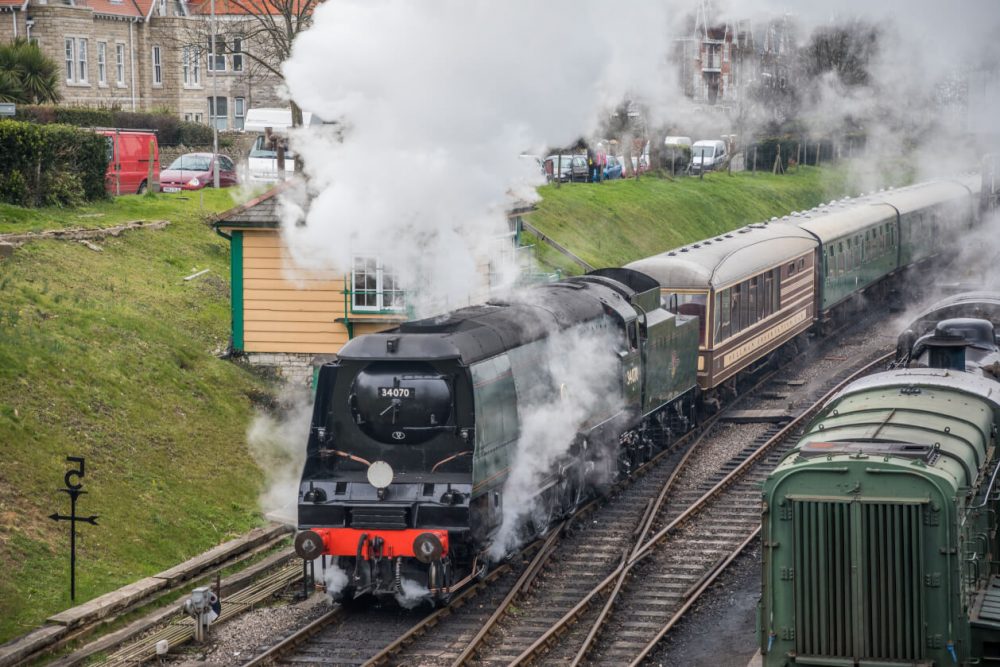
[379, 387, 414, 399]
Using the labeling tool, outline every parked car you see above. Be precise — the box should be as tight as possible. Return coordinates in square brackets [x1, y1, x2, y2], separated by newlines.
[603, 155, 623, 180]
[98, 129, 159, 195]
[690, 139, 727, 174]
[248, 135, 297, 184]
[160, 153, 239, 191]
[544, 155, 588, 182]
[662, 136, 692, 173]
[244, 107, 321, 183]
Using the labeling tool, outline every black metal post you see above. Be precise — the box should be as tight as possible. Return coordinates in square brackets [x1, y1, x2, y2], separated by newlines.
[50, 456, 98, 602]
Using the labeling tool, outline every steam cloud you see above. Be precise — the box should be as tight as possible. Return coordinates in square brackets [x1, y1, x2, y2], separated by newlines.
[279, 0, 681, 315]
[488, 325, 622, 559]
[278, 0, 999, 313]
[323, 564, 349, 601]
[245, 388, 312, 525]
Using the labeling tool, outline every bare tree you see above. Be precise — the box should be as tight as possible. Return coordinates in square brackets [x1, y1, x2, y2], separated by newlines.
[186, 0, 317, 126]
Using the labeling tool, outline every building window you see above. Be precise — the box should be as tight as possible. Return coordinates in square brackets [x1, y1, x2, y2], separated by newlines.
[352, 256, 405, 312]
[207, 36, 226, 71]
[64, 38, 74, 82]
[234, 96, 245, 130]
[182, 46, 189, 84]
[723, 44, 730, 62]
[184, 46, 201, 85]
[157, 0, 165, 14]
[152, 45, 162, 85]
[207, 96, 227, 130]
[77, 38, 87, 82]
[97, 42, 106, 84]
[115, 44, 125, 85]
[231, 38, 243, 72]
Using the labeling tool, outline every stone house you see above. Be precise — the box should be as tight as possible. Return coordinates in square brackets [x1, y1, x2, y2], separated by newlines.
[0, 0, 285, 128]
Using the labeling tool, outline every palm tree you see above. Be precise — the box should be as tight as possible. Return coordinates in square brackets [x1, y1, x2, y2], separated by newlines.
[0, 38, 60, 104]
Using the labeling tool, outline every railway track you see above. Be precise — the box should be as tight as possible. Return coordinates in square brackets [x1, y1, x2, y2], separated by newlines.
[233, 322, 890, 667]
[494, 349, 894, 667]
[241, 379, 749, 666]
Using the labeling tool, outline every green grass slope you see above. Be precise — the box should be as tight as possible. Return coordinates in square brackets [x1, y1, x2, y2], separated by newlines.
[0, 191, 272, 641]
[525, 165, 881, 272]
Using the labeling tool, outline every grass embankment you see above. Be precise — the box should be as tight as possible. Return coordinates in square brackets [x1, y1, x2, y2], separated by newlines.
[0, 190, 272, 641]
[525, 163, 906, 273]
[0, 189, 250, 235]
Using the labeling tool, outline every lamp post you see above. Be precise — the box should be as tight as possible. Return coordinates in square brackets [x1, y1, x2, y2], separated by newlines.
[210, 0, 220, 188]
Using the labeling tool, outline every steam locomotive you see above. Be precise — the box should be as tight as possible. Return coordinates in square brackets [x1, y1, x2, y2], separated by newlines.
[293, 174, 988, 603]
[760, 292, 1000, 666]
[293, 269, 700, 600]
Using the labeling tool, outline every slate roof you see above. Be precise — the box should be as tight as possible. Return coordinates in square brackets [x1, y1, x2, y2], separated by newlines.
[213, 182, 289, 230]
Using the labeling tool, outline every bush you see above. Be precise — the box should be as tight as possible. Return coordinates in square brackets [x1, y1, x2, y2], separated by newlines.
[0, 119, 107, 207]
[177, 121, 214, 146]
[0, 170, 29, 206]
[13, 105, 218, 147]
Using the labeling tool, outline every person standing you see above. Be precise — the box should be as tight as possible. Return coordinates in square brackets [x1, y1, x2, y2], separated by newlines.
[586, 145, 596, 182]
[596, 143, 607, 183]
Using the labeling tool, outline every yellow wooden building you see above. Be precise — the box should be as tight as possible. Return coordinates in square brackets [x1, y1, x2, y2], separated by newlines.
[214, 186, 535, 384]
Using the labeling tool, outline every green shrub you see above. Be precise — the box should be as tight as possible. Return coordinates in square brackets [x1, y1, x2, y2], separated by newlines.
[40, 170, 85, 207]
[0, 119, 107, 207]
[13, 105, 217, 147]
[0, 170, 29, 206]
[177, 121, 214, 146]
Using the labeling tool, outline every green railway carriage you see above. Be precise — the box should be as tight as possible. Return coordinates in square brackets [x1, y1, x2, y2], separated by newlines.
[797, 202, 900, 313]
[760, 369, 1000, 666]
[884, 180, 980, 269]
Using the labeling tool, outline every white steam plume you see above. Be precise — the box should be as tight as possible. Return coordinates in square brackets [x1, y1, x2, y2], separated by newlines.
[394, 578, 432, 610]
[245, 388, 312, 525]
[280, 1, 682, 315]
[323, 564, 349, 602]
[488, 324, 622, 560]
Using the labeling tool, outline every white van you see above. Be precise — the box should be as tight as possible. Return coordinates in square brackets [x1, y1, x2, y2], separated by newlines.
[244, 108, 321, 183]
[690, 139, 727, 174]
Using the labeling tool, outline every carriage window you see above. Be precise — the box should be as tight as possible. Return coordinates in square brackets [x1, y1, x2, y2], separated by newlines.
[837, 242, 846, 274]
[798, 258, 805, 270]
[748, 277, 759, 325]
[715, 288, 731, 343]
[788, 262, 796, 276]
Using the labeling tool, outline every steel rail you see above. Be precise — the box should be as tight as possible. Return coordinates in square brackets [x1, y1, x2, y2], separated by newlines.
[626, 526, 761, 667]
[243, 606, 345, 667]
[508, 350, 893, 667]
[362, 527, 563, 667]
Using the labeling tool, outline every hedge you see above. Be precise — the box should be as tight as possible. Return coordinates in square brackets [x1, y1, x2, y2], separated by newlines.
[13, 105, 214, 146]
[0, 120, 107, 206]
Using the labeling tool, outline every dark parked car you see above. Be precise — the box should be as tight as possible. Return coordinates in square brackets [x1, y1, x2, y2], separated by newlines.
[544, 155, 589, 182]
[160, 153, 239, 191]
[603, 155, 623, 180]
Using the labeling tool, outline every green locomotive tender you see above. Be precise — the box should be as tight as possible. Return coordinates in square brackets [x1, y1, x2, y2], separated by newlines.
[761, 367, 1000, 666]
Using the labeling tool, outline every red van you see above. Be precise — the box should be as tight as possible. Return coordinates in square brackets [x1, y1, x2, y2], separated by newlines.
[98, 129, 159, 195]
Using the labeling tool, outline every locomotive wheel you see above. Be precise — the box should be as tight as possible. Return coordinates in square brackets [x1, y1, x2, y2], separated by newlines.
[528, 497, 556, 538]
[560, 474, 584, 517]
